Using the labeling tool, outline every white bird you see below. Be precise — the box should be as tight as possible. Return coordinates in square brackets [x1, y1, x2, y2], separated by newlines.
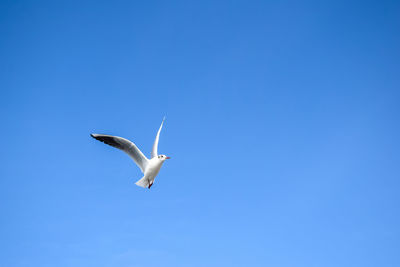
[91, 118, 170, 189]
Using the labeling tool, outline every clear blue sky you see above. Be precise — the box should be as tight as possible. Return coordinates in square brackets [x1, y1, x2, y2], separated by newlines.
[1, 0, 399, 266]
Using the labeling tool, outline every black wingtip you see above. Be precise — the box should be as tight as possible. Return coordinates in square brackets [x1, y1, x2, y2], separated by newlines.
[90, 134, 96, 138]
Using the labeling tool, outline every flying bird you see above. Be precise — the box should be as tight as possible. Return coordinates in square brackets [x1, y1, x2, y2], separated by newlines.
[91, 118, 170, 189]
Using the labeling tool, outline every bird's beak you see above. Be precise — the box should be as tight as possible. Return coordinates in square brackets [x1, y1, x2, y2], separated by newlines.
[166, 156, 171, 159]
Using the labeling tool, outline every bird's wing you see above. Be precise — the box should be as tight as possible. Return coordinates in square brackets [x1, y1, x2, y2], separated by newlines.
[91, 134, 149, 173]
[151, 117, 165, 158]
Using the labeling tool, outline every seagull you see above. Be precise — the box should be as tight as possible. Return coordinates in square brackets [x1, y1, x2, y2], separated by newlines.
[91, 118, 170, 189]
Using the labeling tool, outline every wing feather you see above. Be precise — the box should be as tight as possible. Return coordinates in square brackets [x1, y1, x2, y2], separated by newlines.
[151, 118, 165, 158]
[91, 134, 148, 173]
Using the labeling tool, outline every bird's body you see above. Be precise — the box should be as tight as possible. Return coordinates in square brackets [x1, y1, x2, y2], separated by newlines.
[137, 157, 165, 188]
[91, 118, 170, 189]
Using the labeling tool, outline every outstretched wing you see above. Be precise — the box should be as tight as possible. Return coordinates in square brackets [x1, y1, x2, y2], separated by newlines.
[91, 134, 148, 173]
[151, 117, 165, 158]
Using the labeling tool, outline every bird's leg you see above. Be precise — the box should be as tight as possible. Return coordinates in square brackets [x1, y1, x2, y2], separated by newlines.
[148, 182, 153, 189]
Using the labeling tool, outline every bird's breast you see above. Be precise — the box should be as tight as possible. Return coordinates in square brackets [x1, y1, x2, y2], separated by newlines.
[144, 159, 163, 177]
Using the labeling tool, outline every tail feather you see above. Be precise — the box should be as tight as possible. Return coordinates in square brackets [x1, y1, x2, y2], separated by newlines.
[135, 176, 149, 188]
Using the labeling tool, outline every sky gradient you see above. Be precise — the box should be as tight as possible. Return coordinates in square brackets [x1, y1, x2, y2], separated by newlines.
[1, 0, 400, 266]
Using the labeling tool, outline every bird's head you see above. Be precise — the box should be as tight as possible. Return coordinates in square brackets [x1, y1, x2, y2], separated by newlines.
[158, 154, 171, 161]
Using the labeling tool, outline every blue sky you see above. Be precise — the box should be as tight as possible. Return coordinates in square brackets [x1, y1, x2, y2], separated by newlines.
[1, 0, 399, 266]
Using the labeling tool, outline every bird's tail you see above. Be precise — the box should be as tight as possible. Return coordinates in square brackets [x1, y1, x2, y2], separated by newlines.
[135, 176, 149, 188]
